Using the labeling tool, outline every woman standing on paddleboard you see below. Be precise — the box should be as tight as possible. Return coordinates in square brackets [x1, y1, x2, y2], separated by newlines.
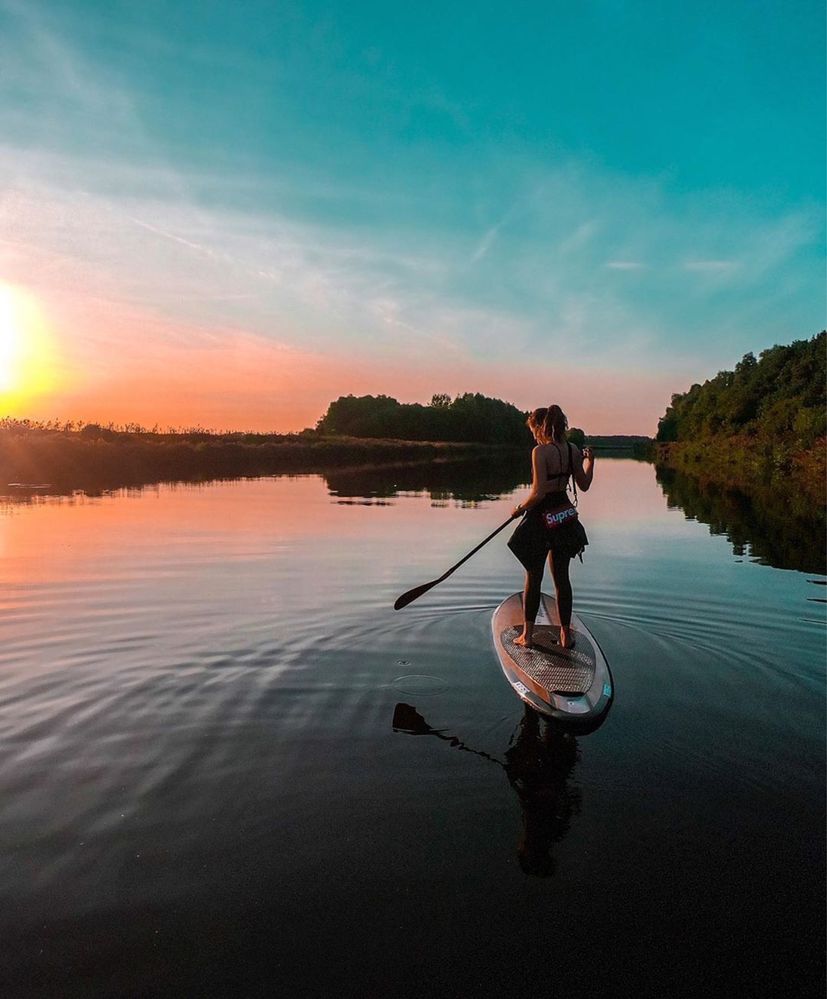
[508, 405, 594, 650]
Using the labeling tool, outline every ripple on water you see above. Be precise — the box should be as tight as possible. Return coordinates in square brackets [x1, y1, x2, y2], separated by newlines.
[392, 674, 449, 696]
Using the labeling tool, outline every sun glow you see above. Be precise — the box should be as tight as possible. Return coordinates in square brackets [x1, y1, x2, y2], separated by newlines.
[0, 288, 18, 392]
[0, 284, 59, 409]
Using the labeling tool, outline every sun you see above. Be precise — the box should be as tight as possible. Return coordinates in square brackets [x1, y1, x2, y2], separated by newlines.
[0, 283, 58, 408]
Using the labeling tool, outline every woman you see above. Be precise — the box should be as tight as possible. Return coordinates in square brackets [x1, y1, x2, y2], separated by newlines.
[508, 405, 594, 650]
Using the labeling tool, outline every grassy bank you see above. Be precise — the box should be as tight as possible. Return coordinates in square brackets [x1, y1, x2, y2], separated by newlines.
[0, 422, 522, 494]
[655, 436, 826, 502]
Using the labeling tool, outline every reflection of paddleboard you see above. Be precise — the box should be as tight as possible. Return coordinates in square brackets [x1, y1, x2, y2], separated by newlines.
[492, 592, 613, 723]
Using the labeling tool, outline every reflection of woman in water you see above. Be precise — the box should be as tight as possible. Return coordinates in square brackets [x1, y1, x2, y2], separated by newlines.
[392, 701, 583, 878]
[505, 707, 581, 877]
[509, 405, 594, 650]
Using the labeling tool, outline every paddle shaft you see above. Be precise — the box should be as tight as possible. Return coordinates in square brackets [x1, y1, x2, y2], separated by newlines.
[393, 513, 518, 609]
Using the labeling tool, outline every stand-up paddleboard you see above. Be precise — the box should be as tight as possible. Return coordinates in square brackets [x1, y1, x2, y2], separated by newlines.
[492, 592, 613, 723]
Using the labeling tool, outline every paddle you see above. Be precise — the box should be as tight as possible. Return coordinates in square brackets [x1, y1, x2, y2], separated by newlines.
[392, 703, 504, 766]
[393, 512, 519, 610]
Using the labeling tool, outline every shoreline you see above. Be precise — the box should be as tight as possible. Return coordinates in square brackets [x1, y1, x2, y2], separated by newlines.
[0, 425, 655, 495]
[8, 424, 822, 508]
[654, 437, 826, 503]
[0, 430, 527, 495]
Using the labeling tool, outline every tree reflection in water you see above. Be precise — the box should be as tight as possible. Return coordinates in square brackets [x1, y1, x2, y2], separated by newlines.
[324, 456, 529, 505]
[392, 702, 600, 878]
[0, 455, 531, 507]
[655, 466, 826, 575]
[7, 456, 821, 576]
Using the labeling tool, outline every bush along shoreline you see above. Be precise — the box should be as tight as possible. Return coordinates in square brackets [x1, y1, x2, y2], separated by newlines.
[654, 436, 826, 504]
[654, 331, 826, 503]
[0, 423, 529, 495]
[0, 415, 683, 498]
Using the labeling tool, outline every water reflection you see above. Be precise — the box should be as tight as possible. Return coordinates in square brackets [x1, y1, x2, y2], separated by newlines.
[393, 702, 600, 877]
[505, 709, 581, 877]
[0, 455, 531, 508]
[3, 455, 823, 578]
[324, 455, 529, 503]
[655, 466, 827, 574]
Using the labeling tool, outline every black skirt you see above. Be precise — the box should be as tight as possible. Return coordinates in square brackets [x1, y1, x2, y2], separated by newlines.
[507, 491, 589, 571]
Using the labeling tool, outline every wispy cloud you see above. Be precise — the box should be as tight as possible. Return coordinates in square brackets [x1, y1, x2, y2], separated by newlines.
[125, 216, 227, 263]
[471, 222, 503, 263]
[606, 260, 646, 270]
[557, 220, 599, 255]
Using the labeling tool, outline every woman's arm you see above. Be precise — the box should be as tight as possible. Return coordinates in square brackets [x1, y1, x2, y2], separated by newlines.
[573, 444, 595, 491]
[511, 447, 548, 517]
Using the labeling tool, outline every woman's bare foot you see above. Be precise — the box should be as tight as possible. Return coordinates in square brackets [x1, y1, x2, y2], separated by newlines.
[559, 626, 575, 649]
[514, 625, 534, 648]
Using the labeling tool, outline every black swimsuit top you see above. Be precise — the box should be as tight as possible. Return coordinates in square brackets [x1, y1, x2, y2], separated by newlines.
[542, 442, 574, 496]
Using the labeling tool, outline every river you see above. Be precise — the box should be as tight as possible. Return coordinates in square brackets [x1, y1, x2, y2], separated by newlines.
[0, 459, 823, 997]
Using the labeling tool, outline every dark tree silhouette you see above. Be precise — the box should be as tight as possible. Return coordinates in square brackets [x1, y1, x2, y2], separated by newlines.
[316, 392, 535, 445]
[656, 331, 825, 447]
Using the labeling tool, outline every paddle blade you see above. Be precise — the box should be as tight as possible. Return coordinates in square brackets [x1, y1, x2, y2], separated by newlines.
[392, 702, 432, 734]
[393, 513, 514, 610]
[393, 578, 438, 610]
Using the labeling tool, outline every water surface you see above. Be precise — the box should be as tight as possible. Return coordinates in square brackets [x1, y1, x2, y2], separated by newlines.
[0, 460, 823, 997]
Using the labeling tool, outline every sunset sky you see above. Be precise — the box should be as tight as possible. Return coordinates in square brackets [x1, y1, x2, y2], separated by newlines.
[0, 0, 824, 434]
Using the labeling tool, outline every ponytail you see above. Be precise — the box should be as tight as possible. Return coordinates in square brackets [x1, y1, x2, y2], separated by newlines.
[526, 404, 569, 444]
[545, 404, 568, 443]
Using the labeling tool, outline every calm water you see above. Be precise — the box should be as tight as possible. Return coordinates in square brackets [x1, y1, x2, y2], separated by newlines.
[0, 460, 824, 998]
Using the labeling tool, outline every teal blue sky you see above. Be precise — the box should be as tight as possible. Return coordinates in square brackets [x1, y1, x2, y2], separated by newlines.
[0, 0, 824, 432]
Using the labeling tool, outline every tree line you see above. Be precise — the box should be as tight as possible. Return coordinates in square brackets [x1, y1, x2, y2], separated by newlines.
[656, 331, 825, 448]
[316, 392, 585, 446]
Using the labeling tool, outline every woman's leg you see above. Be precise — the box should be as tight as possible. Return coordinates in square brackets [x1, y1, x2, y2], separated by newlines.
[548, 550, 574, 647]
[515, 553, 545, 648]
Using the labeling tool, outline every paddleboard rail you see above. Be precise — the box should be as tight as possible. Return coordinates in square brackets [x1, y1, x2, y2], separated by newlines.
[491, 592, 614, 724]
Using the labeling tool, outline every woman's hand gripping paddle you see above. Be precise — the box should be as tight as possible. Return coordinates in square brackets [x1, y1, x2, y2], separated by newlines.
[393, 513, 519, 610]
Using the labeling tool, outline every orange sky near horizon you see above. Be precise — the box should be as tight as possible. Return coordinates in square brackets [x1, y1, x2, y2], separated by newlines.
[1, 282, 672, 436]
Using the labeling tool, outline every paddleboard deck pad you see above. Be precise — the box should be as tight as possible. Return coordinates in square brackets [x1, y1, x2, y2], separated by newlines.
[492, 592, 613, 722]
